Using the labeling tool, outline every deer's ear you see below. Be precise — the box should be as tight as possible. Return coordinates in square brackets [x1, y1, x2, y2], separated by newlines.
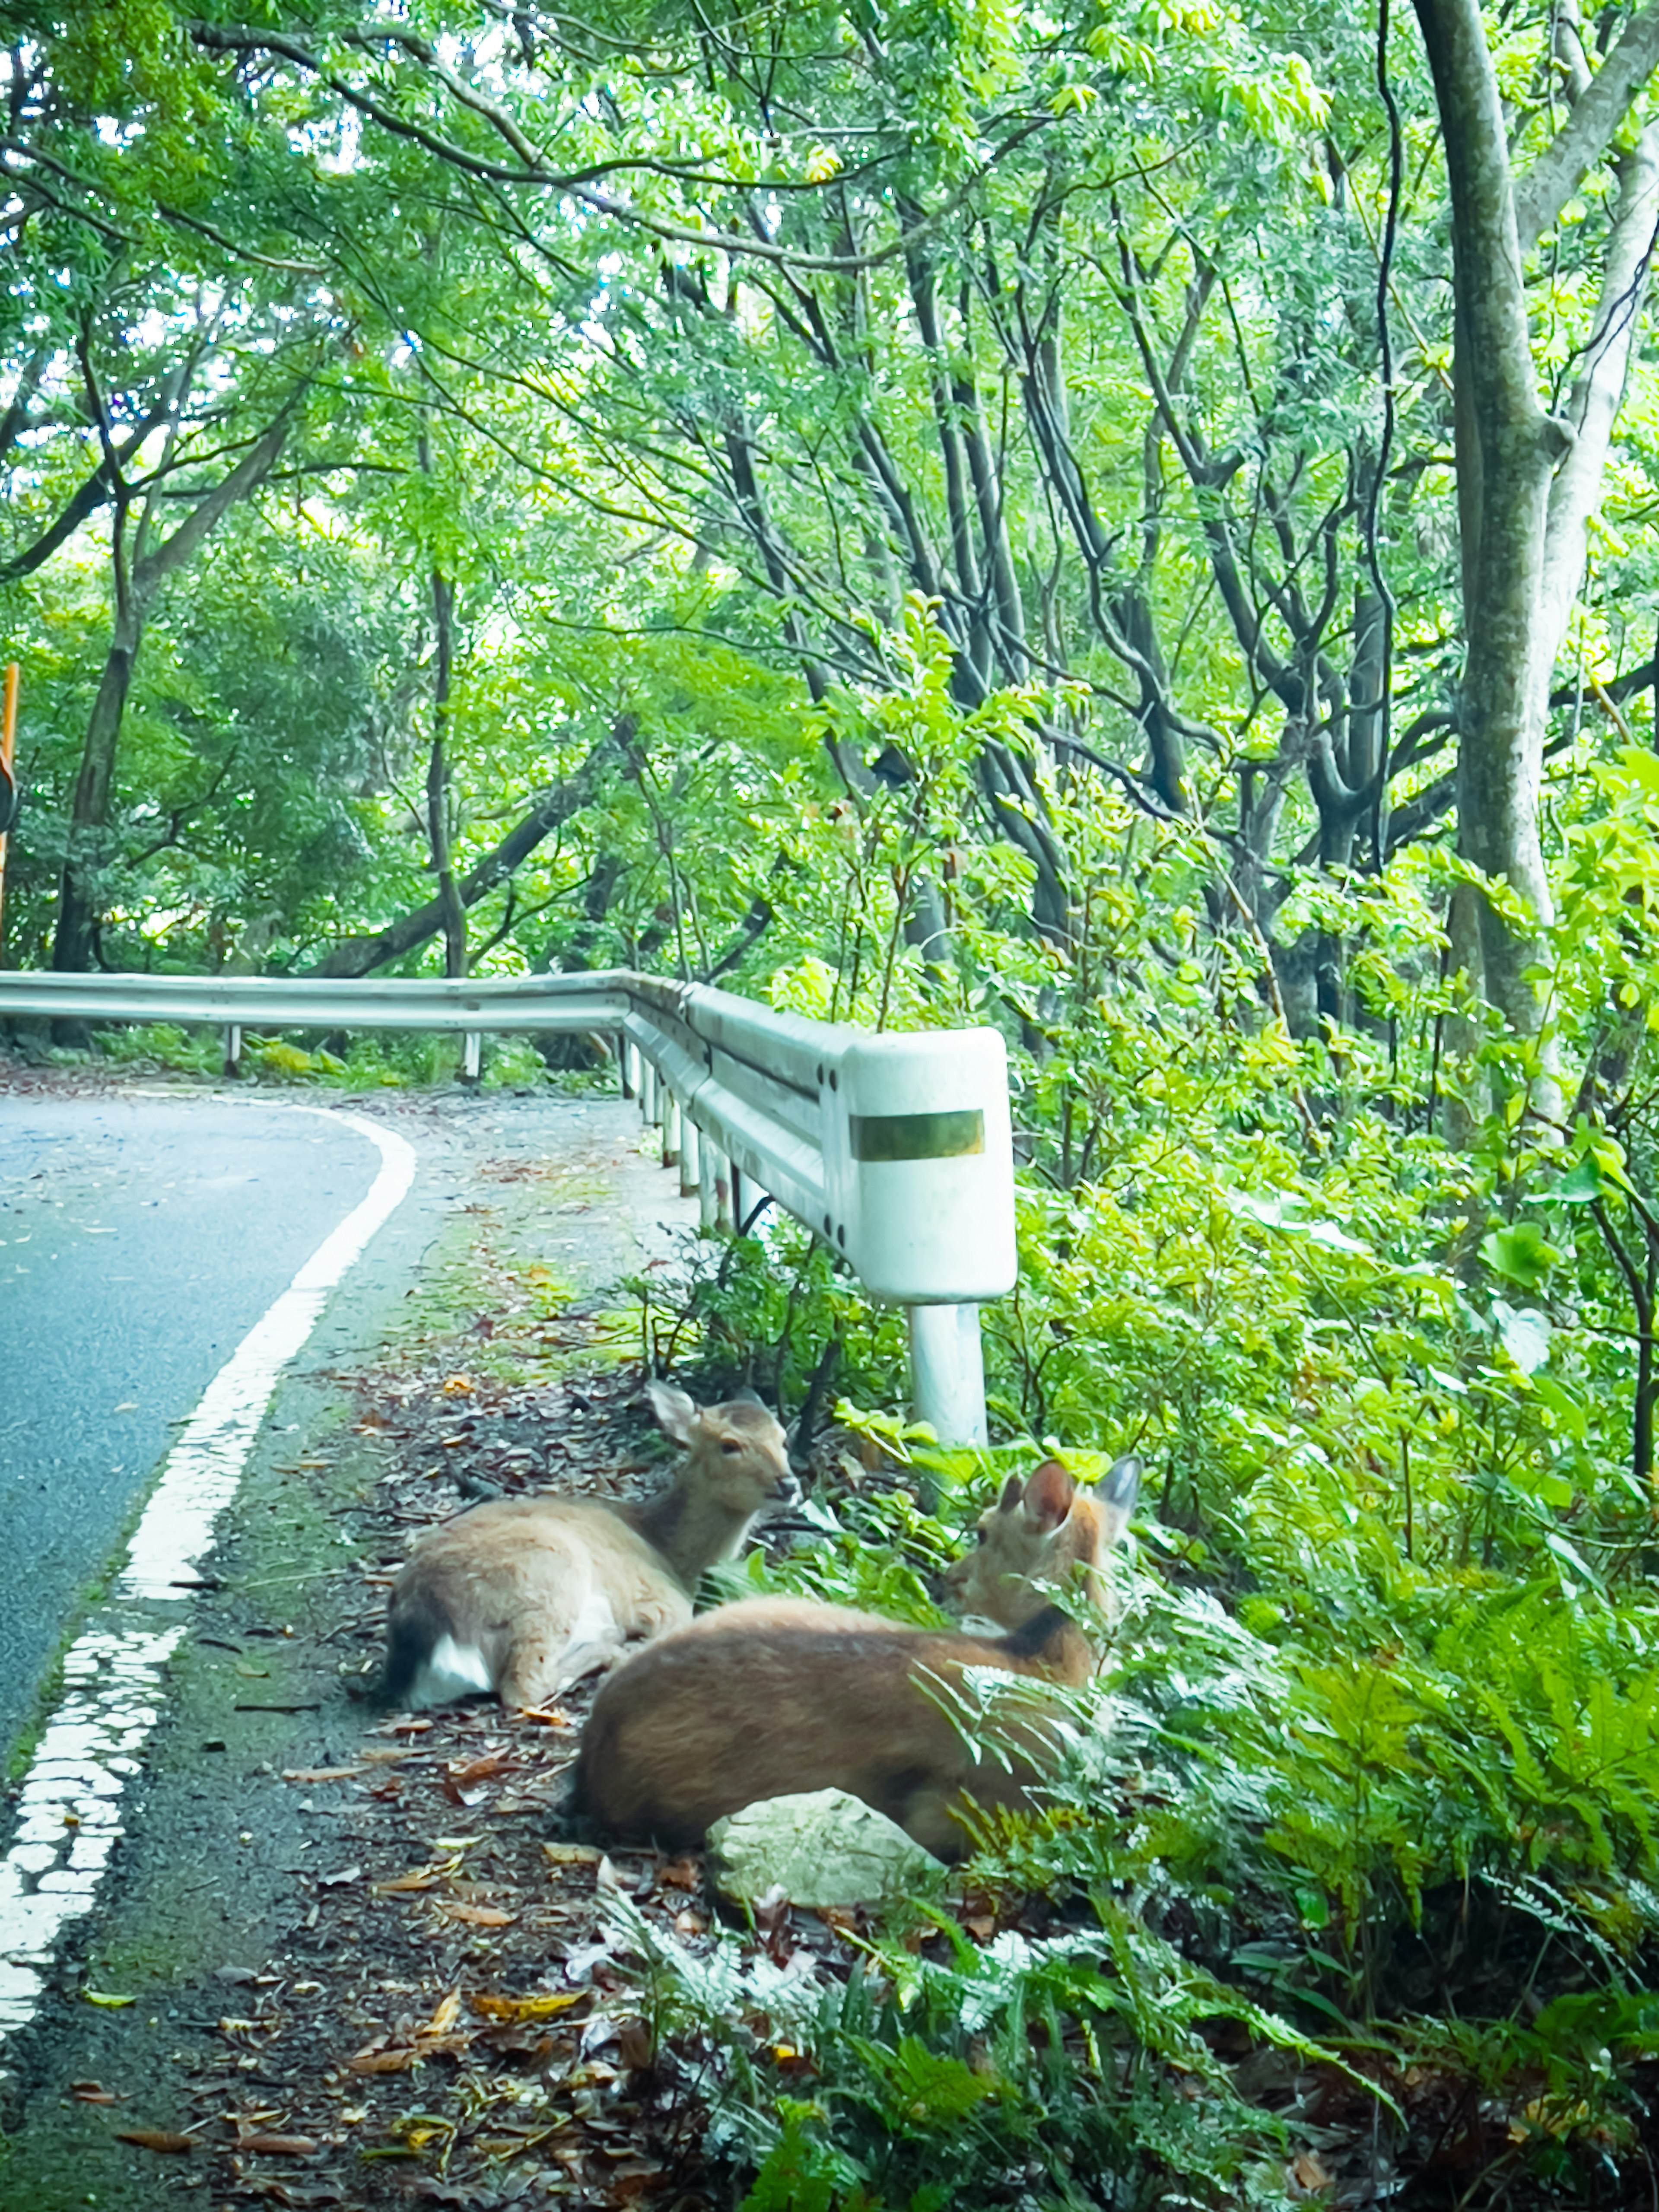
[1098, 1455, 1140, 1542]
[645, 1380, 698, 1443]
[1024, 1458, 1076, 1533]
[998, 1473, 1025, 1515]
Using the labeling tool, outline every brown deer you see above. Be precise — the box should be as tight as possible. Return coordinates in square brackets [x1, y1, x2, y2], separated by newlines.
[379, 1382, 796, 1711]
[568, 1454, 1138, 1860]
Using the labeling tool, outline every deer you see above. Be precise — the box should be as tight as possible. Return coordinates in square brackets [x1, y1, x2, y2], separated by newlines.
[567, 1453, 1138, 1861]
[378, 1382, 797, 1711]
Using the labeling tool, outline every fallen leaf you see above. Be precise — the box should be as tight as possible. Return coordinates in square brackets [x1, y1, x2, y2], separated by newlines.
[451, 1754, 515, 1787]
[541, 1842, 602, 1869]
[439, 1901, 515, 1928]
[114, 2128, 194, 2152]
[282, 1768, 366, 1784]
[373, 1868, 441, 1895]
[226, 2172, 344, 2206]
[235, 2133, 318, 2157]
[83, 1990, 135, 2008]
[425, 1990, 462, 2037]
[315, 1866, 361, 1888]
[466, 1990, 582, 2022]
[346, 2047, 414, 2075]
[70, 2081, 119, 2104]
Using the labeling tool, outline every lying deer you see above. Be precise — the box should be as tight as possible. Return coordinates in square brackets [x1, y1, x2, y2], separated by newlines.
[379, 1382, 796, 1710]
[568, 1453, 1138, 1860]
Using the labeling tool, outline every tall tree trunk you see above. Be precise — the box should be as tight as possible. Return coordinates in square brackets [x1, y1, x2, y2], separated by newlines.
[54, 590, 140, 974]
[1413, 0, 1659, 1119]
[428, 566, 467, 979]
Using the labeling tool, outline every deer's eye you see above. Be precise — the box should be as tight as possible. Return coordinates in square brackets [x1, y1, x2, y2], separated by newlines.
[974, 1527, 987, 1545]
[721, 1440, 742, 1456]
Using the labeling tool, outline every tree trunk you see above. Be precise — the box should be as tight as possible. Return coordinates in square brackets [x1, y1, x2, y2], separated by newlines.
[53, 596, 140, 973]
[1413, 0, 1659, 1116]
[427, 566, 467, 979]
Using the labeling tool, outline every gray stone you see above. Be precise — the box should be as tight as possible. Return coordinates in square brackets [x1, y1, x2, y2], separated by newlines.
[708, 1787, 945, 1906]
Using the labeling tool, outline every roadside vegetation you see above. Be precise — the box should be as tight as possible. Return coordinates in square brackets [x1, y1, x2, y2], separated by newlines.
[5, 0, 1659, 2200]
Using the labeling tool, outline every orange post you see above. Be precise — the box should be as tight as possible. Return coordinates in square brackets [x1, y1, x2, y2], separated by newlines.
[0, 663, 16, 963]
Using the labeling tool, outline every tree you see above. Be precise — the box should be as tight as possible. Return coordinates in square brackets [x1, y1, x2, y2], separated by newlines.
[38, 288, 331, 970]
[1411, 0, 1659, 1095]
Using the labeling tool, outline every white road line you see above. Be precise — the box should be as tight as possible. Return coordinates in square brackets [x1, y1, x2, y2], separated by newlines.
[0, 1107, 416, 2064]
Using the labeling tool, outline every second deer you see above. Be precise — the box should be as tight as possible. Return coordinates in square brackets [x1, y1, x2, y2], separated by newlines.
[379, 1382, 797, 1710]
[568, 1454, 1138, 1859]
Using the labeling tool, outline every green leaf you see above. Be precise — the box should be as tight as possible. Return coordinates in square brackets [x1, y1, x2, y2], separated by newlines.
[1550, 1155, 1606, 1204]
[1481, 1224, 1560, 1289]
[1495, 1302, 1551, 1375]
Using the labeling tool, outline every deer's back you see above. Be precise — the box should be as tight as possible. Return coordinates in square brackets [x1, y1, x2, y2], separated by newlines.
[391, 1496, 693, 1644]
[572, 1608, 1082, 1860]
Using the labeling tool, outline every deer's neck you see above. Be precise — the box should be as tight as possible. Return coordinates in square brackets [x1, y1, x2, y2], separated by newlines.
[995, 1606, 1098, 1686]
[624, 1479, 753, 1587]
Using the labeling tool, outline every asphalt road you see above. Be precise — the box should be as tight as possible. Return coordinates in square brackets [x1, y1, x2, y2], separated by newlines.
[0, 1093, 385, 1758]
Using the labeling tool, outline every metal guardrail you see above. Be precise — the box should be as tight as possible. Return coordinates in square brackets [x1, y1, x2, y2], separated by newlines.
[0, 969, 1015, 1443]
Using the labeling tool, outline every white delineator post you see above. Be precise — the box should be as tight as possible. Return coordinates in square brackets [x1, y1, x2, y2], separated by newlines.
[829, 1028, 1015, 1449]
[907, 1303, 988, 1452]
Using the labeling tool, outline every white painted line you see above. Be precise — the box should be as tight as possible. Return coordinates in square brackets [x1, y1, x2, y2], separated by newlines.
[121, 1111, 416, 1600]
[0, 1107, 416, 2063]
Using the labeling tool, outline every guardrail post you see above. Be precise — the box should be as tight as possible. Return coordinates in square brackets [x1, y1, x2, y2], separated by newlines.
[680, 1121, 700, 1199]
[701, 1138, 728, 1231]
[619, 1034, 634, 1098]
[223, 1024, 242, 1079]
[462, 1030, 481, 1084]
[662, 1092, 680, 1169]
[640, 1058, 657, 1125]
[907, 1303, 988, 1447]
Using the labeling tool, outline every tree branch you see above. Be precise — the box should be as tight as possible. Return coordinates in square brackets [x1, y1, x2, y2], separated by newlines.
[1515, 2, 1659, 249]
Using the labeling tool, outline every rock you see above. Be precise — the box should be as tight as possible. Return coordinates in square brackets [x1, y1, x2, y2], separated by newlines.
[708, 1788, 945, 1907]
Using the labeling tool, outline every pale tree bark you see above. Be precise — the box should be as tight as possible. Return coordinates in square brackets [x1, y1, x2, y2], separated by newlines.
[1412, 0, 1659, 1118]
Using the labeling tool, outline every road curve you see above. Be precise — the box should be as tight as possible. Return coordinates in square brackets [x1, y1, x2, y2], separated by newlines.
[0, 1093, 388, 1756]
